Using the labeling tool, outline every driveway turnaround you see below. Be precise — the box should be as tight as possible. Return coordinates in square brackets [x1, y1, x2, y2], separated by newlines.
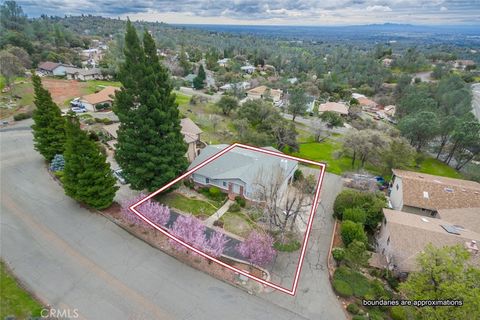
[0, 120, 345, 319]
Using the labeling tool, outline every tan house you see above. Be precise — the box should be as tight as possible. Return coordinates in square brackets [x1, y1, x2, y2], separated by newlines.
[65, 67, 103, 81]
[318, 102, 349, 115]
[437, 207, 480, 234]
[389, 169, 480, 217]
[376, 209, 480, 275]
[102, 118, 203, 162]
[79, 86, 119, 112]
[246, 85, 283, 104]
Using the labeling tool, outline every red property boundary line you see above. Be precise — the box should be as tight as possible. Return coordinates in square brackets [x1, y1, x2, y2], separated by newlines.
[130, 143, 326, 296]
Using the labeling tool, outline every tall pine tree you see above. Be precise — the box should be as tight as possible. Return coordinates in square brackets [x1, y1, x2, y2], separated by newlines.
[193, 64, 206, 89]
[31, 74, 66, 161]
[63, 113, 117, 209]
[114, 22, 188, 191]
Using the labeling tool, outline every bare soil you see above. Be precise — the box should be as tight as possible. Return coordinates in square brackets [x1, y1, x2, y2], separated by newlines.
[42, 78, 84, 105]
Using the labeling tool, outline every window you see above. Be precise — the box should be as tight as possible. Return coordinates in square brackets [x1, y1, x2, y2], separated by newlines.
[396, 184, 399, 191]
[222, 181, 227, 187]
[206, 178, 210, 184]
[387, 236, 390, 245]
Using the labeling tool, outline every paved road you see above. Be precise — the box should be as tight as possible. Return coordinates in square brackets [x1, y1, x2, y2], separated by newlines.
[0, 120, 310, 320]
[471, 83, 480, 122]
[281, 113, 349, 135]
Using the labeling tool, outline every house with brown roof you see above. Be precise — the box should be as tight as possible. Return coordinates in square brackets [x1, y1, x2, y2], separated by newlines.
[102, 118, 203, 162]
[318, 102, 349, 116]
[437, 207, 480, 234]
[389, 169, 480, 217]
[79, 86, 119, 112]
[376, 209, 480, 275]
[246, 85, 283, 105]
[65, 67, 103, 81]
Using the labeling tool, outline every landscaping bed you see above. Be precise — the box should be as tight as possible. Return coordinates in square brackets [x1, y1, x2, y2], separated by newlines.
[101, 203, 265, 294]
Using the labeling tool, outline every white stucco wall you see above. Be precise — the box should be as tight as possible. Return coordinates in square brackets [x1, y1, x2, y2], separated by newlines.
[389, 176, 403, 210]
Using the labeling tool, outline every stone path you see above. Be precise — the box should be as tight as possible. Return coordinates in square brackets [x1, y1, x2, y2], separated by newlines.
[204, 199, 234, 227]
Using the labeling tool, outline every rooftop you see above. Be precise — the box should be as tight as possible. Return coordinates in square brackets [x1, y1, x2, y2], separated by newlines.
[38, 61, 62, 71]
[392, 169, 480, 211]
[188, 145, 297, 186]
[81, 86, 119, 105]
[318, 102, 349, 115]
[437, 207, 480, 234]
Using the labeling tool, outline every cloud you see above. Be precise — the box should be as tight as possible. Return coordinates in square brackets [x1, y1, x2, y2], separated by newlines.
[15, 0, 480, 25]
[366, 5, 393, 12]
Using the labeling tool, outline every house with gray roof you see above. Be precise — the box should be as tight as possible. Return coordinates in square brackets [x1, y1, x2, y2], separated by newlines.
[188, 145, 298, 201]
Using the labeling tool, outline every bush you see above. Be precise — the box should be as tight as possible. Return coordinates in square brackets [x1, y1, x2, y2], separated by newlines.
[332, 279, 353, 297]
[213, 219, 224, 228]
[13, 112, 32, 121]
[274, 240, 301, 252]
[341, 220, 367, 246]
[293, 169, 304, 181]
[94, 117, 113, 125]
[347, 303, 360, 315]
[183, 179, 194, 189]
[333, 189, 386, 230]
[228, 203, 241, 212]
[334, 266, 371, 298]
[352, 316, 366, 320]
[343, 207, 367, 224]
[50, 154, 65, 172]
[332, 247, 346, 261]
[235, 196, 246, 207]
[390, 306, 407, 320]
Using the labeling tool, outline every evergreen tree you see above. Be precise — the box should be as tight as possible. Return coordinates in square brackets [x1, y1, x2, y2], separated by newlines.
[115, 22, 188, 191]
[31, 74, 66, 161]
[63, 113, 117, 209]
[193, 64, 206, 89]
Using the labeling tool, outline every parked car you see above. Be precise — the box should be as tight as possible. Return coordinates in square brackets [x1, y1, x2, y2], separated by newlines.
[71, 107, 87, 113]
[112, 169, 126, 184]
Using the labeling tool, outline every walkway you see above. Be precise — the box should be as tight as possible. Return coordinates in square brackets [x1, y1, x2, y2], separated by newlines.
[204, 199, 234, 227]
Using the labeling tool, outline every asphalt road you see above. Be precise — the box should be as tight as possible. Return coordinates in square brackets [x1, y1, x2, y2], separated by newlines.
[0, 120, 309, 320]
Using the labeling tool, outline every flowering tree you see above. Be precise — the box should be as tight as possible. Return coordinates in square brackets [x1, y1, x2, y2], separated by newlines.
[236, 231, 276, 267]
[121, 194, 170, 227]
[169, 215, 228, 257]
[205, 231, 229, 258]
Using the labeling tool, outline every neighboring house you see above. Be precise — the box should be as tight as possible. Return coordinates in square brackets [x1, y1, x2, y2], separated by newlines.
[103, 118, 203, 162]
[240, 65, 256, 74]
[287, 77, 298, 84]
[437, 207, 480, 234]
[246, 86, 283, 104]
[217, 58, 230, 67]
[37, 61, 69, 76]
[219, 81, 251, 92]
[376, 209, 480, 275]
[79, 86, 119, 112]
[382, 58, 393, 67]
[318, 102, 349, 116]
[453, 59, 476, 70]
[184, 74, 196, 86]
[180, 118, 203, 162]
[352, 93, 378, 110]
[65, 67, 103, 81]
[188, 145, 298, 201]
[389, 169, 480, 217]
[383, 105, 396, 117]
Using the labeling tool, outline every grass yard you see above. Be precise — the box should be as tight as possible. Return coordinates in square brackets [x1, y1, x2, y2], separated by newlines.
[413, 157, 463, 179]
[155, 192, 218, 217]
[174, 92, 191, 106]
[0, 261, 43, 319]
[83, 80, 121, 94]
[220, 211, 258, 238]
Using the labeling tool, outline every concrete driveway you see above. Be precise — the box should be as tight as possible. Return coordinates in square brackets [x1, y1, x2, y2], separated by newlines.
[0, 120, 310, 320]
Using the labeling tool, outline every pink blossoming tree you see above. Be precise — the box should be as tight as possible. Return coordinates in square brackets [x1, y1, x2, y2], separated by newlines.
[122, 194, 170, 227]
[236, 231, 276, 267]
[169, 215, 228, 257]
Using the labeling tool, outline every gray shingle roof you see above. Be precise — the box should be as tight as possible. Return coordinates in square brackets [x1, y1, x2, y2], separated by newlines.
[188, 145, 297, 185]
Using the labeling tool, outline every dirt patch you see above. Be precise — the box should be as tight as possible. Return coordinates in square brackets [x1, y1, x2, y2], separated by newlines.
[42, 78, 83, 105]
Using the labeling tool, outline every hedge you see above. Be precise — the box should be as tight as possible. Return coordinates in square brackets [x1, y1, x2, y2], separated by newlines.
[332, 279, 353, 297]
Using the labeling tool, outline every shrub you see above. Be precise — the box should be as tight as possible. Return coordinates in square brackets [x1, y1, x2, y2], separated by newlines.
[347, 303, 360, 315]
[334, 266, 371, 298]
[352, 316, 366, 320]
[274, 240, 301, 252]
[213, 219, 224, 228]
[293, 169, 304, 181]
[341, 220, 367, 246]
[332, 247, 345, 261]
[390, 306, 407, 320]
[229, 203, 241, 212]
[235, 196, 246, 207]
[344, 240, 370, 269]
[13, 112, 32, 121]
[183, 179, 194, 189]
[332, 279, 353, 297]
[50, 154, 65, 172]
[333, 190, 386, 230]
[343, 207, 367, 224]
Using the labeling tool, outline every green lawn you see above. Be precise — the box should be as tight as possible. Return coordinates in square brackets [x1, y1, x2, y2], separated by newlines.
[413, 157, 463, 179]
[155, 192, 218, 217]
[83, 80, 121, 94]
[220, 211, 259, 238]
[0, 261, 43, 319]
[174, 92, 191, 106]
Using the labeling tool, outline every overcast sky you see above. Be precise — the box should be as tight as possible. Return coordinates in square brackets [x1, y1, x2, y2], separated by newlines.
[17, 0, 480, 25]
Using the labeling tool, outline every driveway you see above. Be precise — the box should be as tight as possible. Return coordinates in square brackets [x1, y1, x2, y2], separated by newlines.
[471, 83, 480, 122]
[0, 120, 311, 320]
[281, 113, 348, 135]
